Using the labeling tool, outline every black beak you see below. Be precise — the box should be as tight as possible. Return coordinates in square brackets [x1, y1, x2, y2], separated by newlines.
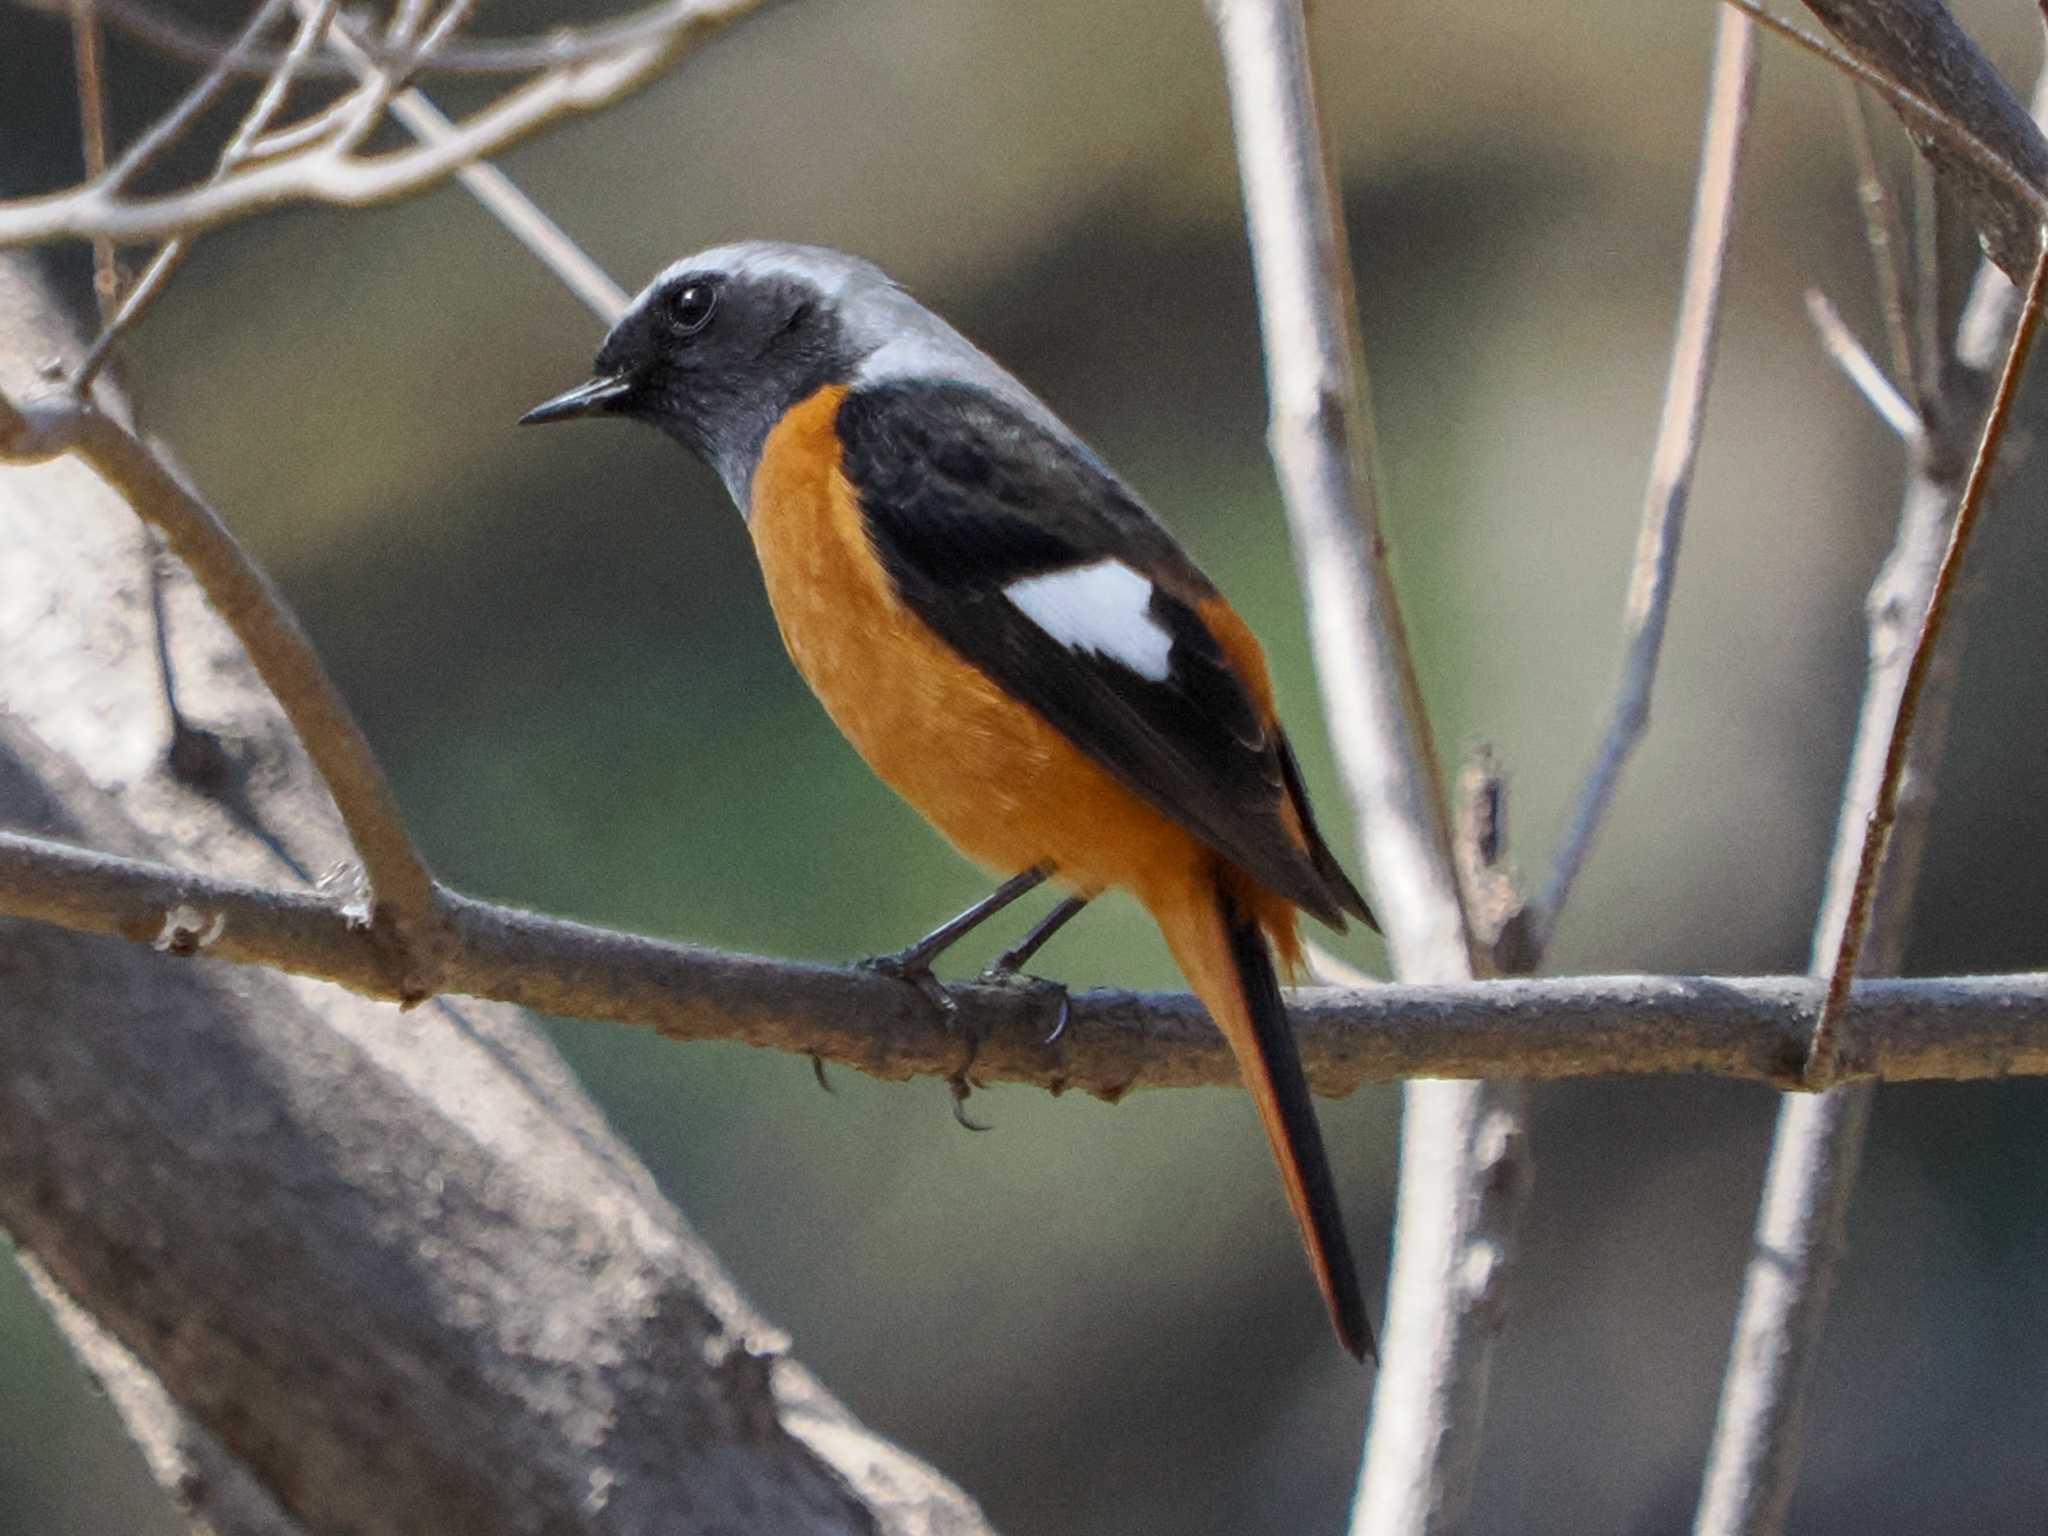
[519, 373, 633, 425]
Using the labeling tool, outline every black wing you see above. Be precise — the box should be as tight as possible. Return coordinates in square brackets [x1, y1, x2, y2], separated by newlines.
[835, 379, 1365, 929]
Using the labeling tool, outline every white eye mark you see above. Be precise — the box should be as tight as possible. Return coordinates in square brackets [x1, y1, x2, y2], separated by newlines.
[1004, 559, 1174, 682]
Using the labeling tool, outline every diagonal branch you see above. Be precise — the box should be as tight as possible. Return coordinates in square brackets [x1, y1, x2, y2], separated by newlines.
[1796, 0, 2048, 283]
[0, 389, 447, 993]
[1536, 7, 1760, 952]
[1720, 0, 2048, 235]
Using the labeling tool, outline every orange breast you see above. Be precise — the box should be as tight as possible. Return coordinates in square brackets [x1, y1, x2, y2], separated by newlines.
[746, 385, 1207, 905]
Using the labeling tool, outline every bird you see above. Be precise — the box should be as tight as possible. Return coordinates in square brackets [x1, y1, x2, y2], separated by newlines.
[523, 242, 1378, 1360]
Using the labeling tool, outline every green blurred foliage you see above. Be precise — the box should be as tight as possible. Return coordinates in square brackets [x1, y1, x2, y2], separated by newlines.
[6, 0, 2048, 1531]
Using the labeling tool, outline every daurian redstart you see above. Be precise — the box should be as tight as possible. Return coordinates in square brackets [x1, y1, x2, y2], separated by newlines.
[525, 243, 1377, 1360]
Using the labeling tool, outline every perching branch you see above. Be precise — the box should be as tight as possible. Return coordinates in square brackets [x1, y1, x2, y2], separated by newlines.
[15, 827, 2048, 1089]
[1692, 64, 2048, 1536]
[0, 0, 776, 249]
[1536, 6, 1760, 953]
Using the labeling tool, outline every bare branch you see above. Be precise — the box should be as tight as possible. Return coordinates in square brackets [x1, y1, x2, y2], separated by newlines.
[1795, 0, 2048, 283]
[1720, 0, 2048, 237]
[68, 0, 121, 320]
[16, 0, 750, 79]
[99, 0, 297, 193]
[1806, 229, 2048, 1084]
[0, 0, 776, 249]
[1806, 287, 1921, 437]
[1203, 0, 1537, 1527]
[10, 829, 2048, 1090]
[1840, 79, 1920, 399]
[1692, 67, 2048, 1536]
[1912, 149, 1941, 395]
[1537, 7, 1759, 951]
[0, 389, 447, 992]
[73, 0, 344, 390]
[323, 24, 630, 322]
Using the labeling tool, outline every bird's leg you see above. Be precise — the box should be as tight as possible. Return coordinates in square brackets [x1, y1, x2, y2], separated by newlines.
[980, 892, 1090, 1044]
[982, 894, 1090, 981]
[862, 866, 1050, 1013]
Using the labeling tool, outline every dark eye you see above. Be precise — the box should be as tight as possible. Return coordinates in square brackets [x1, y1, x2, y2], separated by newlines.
[668, 281, 717, 335]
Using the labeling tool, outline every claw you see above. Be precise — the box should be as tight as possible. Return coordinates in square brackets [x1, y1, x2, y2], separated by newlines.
[947, 1071, 991, 1132]
[975, 966, 1072, 1046]
[1042, 985, 1072, 1046]
[810, 1052, 835, 1094]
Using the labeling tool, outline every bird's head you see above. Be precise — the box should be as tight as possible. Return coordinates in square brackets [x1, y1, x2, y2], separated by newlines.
[520, 241, 893, 504]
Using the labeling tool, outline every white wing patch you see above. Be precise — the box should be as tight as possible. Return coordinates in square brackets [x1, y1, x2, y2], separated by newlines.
[1004, 560, 1174, 682]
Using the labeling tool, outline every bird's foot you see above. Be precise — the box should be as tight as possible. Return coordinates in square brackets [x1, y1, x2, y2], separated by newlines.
[975, 964, 1072, 1045]
[860, 946, 957, 1016]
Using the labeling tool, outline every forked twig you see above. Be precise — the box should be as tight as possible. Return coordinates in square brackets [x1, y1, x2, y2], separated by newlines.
[17, 0, 743, 78]
[1537, 6, 1759, 952]
[73, 0, 345, 390]
[1805, 224, 2048, 1085]
[0, 0, 777, 248]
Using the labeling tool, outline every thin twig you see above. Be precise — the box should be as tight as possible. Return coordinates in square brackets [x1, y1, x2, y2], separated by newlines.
[321, 22, 630, 322]
[1536, 7, 1759, 952]
[1804, 226, 2048, 1084]
[1840, 78, 1919, 399]
[0, 390, 447, 993]
[18, 0, 738, 78]
[1806, 287, 1920, 438]
[73, 0, 344, 391]
[68, 0, 120, 322]
[1912, 151, 1941, 400]
[11, 829, 2048, 1089]
[1719, 0, 2048, 228]
[99, 0, 297, 194]
[1794, 0, 2048, 284]
[0, 0, 776, 249]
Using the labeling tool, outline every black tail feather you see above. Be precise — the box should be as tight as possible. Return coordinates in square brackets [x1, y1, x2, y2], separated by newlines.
[1219, 873, 1375, 1362]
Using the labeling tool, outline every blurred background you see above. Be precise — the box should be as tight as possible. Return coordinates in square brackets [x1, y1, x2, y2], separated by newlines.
[6, 0, 2048, 1530]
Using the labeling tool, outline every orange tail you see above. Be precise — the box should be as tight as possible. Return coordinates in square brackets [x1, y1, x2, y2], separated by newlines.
[1150, 863, 1373, 1361]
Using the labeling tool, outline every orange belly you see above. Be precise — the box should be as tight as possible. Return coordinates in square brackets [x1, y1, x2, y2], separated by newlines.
[747, 385, 1206, 905]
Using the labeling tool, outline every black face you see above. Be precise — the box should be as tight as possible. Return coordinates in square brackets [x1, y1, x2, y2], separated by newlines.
[523, 267, 852, 504]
